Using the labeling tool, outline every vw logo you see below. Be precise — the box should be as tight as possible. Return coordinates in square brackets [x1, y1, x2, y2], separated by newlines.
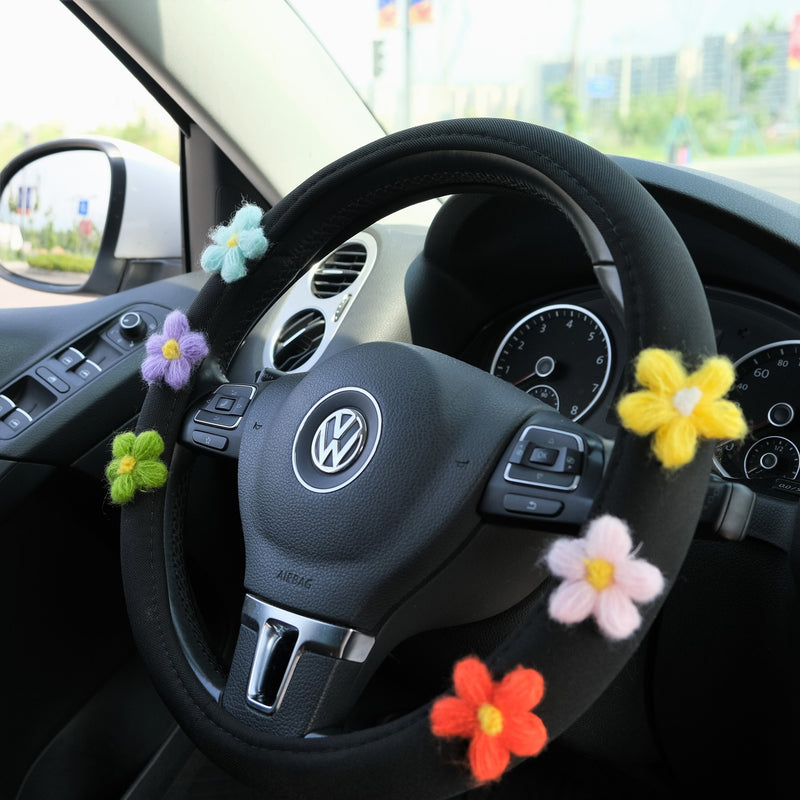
[292, 387, 382, 493]
[310, 408, 368, 473]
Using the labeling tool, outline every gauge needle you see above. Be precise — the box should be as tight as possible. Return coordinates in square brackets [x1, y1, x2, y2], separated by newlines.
[513, 371, 539, 386]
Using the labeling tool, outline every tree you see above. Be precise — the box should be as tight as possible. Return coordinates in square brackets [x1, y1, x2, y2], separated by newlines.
[736, 19, 778, 112]
[92, 113, 178, 163]
[546, 81, 581, 135]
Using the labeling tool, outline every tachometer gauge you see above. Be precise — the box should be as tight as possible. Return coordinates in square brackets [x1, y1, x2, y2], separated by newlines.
[491, 304, 612, 421]
[714, 340, 800, 484]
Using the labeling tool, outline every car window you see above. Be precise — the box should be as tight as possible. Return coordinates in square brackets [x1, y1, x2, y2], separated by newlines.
[291, 0, 800, 203]
[0, 0, 178, 309]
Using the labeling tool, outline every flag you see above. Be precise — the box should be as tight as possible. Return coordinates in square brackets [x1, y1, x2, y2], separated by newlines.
[378, 0, 397, 29]
[789, 13, 800, 69]
[408, 0, 433, 26]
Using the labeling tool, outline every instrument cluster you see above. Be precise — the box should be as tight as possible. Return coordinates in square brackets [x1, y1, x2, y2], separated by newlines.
[488, 294, 800, 499]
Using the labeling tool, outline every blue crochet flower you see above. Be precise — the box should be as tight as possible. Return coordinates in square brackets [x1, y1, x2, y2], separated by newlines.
[200, 204, 268, 283]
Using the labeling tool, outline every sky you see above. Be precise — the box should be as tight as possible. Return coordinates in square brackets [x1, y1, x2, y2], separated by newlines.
[293, 0, 800, 86]
[0, 0, 174, 132]
[1, 0, 798, 133]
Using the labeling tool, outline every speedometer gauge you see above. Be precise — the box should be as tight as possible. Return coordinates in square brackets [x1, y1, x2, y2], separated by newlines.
[714, 340, 800, 485]
[491, 304, 612, 421]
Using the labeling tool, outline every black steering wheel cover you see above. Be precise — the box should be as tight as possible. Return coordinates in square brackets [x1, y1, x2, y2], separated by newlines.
[121, 119, 714, 798]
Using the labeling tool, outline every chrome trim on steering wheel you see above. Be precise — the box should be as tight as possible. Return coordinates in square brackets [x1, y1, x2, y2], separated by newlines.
[242, 594, 374, 715]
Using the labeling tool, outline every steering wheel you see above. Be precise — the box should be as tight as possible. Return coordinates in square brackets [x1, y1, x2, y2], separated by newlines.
[120, 119, 714, 798]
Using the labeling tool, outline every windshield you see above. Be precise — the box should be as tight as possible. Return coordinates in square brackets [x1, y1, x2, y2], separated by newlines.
[291, 0, 800, 202]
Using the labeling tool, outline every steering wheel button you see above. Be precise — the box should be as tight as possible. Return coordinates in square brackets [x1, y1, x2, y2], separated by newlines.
[563, 448, 583, 474]
[0, 394, 16, 418]
[215, 384, 256, 399]
[215, 396, 236, 412]
[503, 493, 563, 517]
[509, 440, 528, 465]
[194, 409, 242, 429]
[231, 397, 250, 416]
[506, 462, 579, 490]
[192, 430, 229, 451]
[527, 446, 559, 466]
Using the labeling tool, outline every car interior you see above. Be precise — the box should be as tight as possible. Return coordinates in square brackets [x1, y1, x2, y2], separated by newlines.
[2, 3, 798, 800]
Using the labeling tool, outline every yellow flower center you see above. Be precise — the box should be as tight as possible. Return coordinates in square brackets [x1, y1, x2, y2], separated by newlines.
[119, 455, 137, 475]
[226, 234, 239, 248]
[672, 385, 703, 417]
[584, 557, 615, 591]
[161, 338, 181, 360]
[477, 703, 504, 737]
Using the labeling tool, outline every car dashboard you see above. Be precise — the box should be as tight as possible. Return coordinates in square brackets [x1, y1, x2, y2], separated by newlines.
[227, 158, 800, 508]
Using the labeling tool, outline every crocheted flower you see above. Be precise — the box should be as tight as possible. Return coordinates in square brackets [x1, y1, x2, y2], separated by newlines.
[617, 348, 747, 469]
[430, 656, 547, 784]
[105, 431, 168, 505]
[200, 203, 268, 283]
[546, 515, 664, 641]
[141, 310, 209, 391]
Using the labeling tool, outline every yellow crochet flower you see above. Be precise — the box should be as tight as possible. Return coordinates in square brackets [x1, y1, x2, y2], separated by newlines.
[617, 349, 748, 470]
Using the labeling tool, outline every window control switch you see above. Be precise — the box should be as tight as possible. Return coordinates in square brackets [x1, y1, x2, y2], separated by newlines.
[5, 408, 33, 432]
[75, 360, 102, 381]
[0, 394, 15, 418]
[36, 367, 70, 394]
[58, 347, 85, 369]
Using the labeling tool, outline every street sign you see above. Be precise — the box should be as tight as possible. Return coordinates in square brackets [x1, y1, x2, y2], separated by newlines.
[78, 199, 89, 216]
[587, 75, 615, 99]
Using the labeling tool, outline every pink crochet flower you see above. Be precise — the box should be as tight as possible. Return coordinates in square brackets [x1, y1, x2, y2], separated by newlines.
[141, 310, 209, 391]
[545, 515, 664, 641]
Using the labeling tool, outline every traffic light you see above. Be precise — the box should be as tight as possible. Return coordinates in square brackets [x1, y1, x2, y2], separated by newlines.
[372, 39, 385, 78]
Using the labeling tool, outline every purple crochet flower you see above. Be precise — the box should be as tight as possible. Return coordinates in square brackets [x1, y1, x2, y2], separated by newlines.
[141, 310, 209, 391]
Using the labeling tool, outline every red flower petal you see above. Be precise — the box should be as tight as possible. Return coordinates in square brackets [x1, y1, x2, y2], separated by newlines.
[453, 656, 493, 707]
[468, 731, 510, 783]
[430, 696, 477, 739]
[493, 666, 544, 713]
[499, 710, 548, 757]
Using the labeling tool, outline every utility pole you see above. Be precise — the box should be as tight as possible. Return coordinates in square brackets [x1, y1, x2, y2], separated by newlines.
[399, 0, 412, 129]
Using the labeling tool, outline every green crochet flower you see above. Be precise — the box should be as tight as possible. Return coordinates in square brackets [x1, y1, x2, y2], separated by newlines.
[105, 430, 168, 504]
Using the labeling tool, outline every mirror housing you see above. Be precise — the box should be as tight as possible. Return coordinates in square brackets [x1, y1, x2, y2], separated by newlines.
[0, 136, 181, 295]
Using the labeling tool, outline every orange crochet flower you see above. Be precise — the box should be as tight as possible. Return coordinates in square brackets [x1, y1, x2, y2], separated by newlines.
[430, 657, 547, 783]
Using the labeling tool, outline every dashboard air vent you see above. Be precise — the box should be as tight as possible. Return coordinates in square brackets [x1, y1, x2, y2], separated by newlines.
[311, 242, 368, 298]
[272, 310, 326, 372]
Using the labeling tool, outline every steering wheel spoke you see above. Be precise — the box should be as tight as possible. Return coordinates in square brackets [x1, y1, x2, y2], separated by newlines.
[221, 593, 375, 737]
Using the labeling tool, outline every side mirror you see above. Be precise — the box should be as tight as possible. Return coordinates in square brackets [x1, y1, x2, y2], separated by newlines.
[0, 137, 181, 296]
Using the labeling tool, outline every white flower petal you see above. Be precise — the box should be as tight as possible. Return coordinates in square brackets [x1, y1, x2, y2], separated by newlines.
[614, 558, 664, 603]
[594, 585, 642, 640]
[545, 537, 587, 580]
[548, 580, 597, 625]
[584, 515, 633, 562]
